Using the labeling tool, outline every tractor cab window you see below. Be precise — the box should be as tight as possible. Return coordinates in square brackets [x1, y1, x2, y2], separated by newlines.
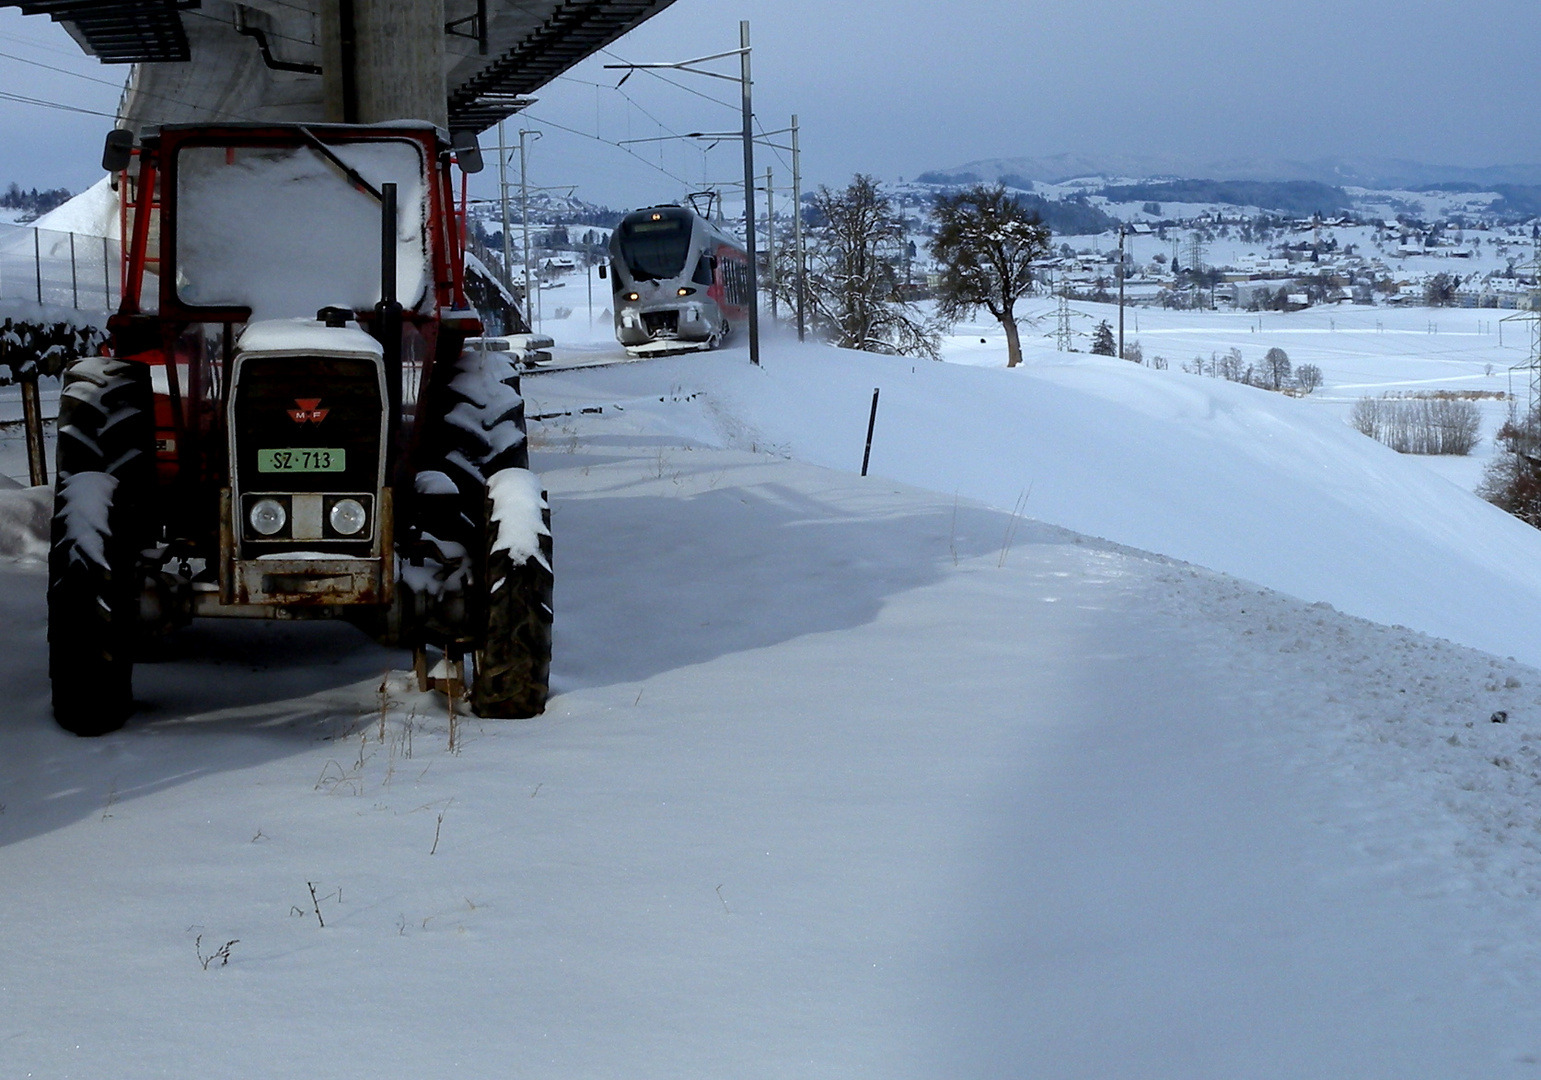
[173, 138, 429, 320]
[616, 210, 692, 281]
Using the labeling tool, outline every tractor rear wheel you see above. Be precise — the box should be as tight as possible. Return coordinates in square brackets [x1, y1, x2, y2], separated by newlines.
[48, 357, 153, 735]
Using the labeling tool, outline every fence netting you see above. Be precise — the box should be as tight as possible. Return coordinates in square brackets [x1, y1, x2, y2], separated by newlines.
[0, 222, 121, 313]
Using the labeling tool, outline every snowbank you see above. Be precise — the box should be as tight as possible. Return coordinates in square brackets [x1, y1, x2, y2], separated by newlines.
[526, 337, 1541, 669]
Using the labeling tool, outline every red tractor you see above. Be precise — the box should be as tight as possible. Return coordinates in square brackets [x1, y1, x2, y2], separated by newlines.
[50, 122, 552, 735]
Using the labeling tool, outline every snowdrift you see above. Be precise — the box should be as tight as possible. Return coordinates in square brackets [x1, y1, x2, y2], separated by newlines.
[0, 476, 50, 559]
[531, 336, 1541, 668]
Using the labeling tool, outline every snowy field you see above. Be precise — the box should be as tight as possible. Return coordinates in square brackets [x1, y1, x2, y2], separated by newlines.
[6, 308, 1541, 1074]
[945, 298, 1527, 493]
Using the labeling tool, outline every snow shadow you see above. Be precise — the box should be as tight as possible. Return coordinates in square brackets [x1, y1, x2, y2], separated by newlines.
[0, 443, 1094, 847]
[0, 565, 408, 847]
[545, 447, 1070, 692]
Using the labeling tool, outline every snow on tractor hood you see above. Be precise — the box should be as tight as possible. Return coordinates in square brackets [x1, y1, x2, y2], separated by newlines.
[237, 318, 385, 359]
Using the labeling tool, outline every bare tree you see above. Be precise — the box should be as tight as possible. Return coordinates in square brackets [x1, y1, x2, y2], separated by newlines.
[1262, 346, 1292, 390]
[802, 175, 940, 358]
[1293, 363, 1324, 393]
[928, 184, 1051, 367]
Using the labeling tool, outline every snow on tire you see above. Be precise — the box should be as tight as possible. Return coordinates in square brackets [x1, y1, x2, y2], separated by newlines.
[472, 468, 552, 719]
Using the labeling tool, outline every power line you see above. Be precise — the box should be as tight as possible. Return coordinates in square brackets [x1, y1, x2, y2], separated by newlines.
[0, 88, 117, 119]
[0, 28, 87, 58]
[519, 109, 694, 189]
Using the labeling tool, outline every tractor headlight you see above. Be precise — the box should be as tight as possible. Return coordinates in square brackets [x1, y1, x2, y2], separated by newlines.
[328, 498, 367, 536]
[249, 497, 287, 536]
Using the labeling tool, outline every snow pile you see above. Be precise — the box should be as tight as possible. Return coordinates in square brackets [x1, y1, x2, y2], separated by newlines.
[0, 479, 51, 559]
[30, 175, 121, 239]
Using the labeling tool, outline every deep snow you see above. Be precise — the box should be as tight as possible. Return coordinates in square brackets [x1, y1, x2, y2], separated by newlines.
[5, 318, 1541, 1076]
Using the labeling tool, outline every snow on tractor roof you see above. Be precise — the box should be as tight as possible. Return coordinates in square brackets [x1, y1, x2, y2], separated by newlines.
[237, 318, 384, 358]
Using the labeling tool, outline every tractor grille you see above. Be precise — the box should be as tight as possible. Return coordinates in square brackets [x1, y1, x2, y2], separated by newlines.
[232, 355, 384, 556]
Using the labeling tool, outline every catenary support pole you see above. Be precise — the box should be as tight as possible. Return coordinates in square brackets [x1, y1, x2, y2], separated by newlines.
[792, 114, 804, 342]
[765, 166, 776, 321]
[498, 121, 513, 300]
[519, 130, 539, 333]
[740, 20, 759, 366]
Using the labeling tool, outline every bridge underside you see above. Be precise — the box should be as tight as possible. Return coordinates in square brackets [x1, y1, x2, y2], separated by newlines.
[4, 0, 675, 132]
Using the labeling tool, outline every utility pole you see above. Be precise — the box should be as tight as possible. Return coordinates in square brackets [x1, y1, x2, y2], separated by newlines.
[792, 114, 805, 342]
[1117, 225, 1126, 360]
[739, 20, 759, 366]
[519, 129, 540, 332]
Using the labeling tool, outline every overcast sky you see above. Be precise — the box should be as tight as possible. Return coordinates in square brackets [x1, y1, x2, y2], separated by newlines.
[3, 0, 1539, 208]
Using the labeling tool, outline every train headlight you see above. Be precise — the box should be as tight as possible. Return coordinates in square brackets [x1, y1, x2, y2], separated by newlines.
[625, 291, 640, 302]
[249, 497, 287, 536]
[329, 498, 367, 536]
[677, 287, 695, 296]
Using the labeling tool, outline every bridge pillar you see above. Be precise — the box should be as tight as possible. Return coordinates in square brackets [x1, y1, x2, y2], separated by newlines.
[321, 0, 447, 128]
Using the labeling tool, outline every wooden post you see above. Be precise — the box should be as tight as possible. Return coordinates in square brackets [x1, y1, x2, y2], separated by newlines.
[20, 371, 47, 487]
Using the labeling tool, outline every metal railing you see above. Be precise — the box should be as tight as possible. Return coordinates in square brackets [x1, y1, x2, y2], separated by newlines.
[0, 222, 121, 313]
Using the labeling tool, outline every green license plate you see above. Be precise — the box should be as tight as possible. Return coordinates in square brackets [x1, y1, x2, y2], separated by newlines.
[258, 448, 346, 473]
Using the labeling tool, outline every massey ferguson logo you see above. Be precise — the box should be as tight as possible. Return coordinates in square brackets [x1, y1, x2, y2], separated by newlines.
[288, 398, 329, 424]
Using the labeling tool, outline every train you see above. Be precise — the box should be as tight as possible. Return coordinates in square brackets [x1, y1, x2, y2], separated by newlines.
[606, 204, 751, 354]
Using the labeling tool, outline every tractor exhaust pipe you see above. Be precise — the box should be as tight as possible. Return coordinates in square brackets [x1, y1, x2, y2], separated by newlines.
[377, 181, 403, 476]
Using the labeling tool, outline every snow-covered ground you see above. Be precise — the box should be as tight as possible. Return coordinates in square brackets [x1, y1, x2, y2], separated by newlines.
[6, 310, 1541, 1075]
[945, 299, 1524, 493]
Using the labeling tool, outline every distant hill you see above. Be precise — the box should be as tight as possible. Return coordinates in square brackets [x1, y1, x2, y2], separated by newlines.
[1098, 180, 1351, 215]
[919, 154, 1541, 191]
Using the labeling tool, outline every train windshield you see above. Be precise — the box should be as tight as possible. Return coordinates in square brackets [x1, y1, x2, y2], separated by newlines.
[617, 210, 693, 280]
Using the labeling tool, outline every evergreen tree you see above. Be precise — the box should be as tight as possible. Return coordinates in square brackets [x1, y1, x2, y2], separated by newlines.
[1090, 320, 1116, 356]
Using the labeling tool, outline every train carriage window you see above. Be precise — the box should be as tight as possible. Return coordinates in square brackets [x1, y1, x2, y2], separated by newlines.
[693, 255, 714, 287]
